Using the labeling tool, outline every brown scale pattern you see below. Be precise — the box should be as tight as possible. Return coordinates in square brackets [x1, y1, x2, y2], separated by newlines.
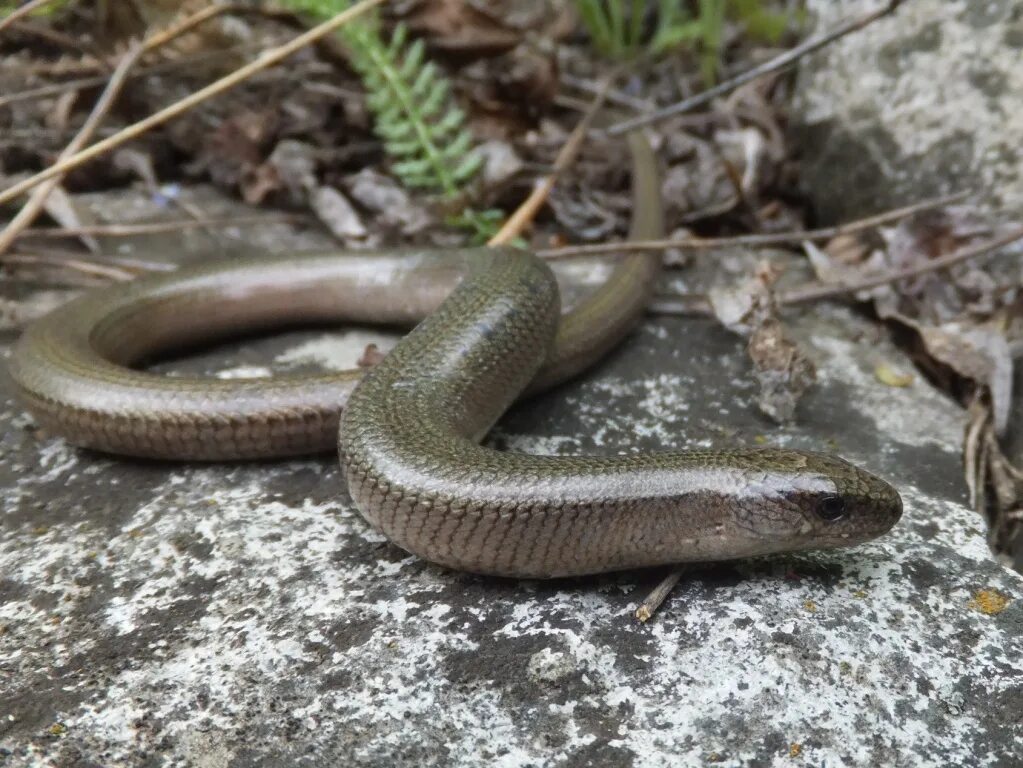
[8, 131, 901, 575]
[338, 249, 903, 577]
[8, 133, 662, 462]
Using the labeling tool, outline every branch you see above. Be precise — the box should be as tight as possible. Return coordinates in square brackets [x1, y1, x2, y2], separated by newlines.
[0, 43, 144, 255]
[539, 191, 968, 260]
[16, 213, 308, 240]
[3, 251, 136, 282]
[779, 226, 1023, 305]
[606, 0, 910, 136]
[649, 225, 1023, 316]
[0, 0, 387, 209]
[0, 0, 58, 37]
[488, 71, 618, 246]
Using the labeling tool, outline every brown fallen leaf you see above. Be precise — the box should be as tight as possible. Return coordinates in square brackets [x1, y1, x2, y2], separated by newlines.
[914, 320, 1012, 434]
[400, 0, 522, 59]
[310, 185, 367, 241]
[346, 168, 433, 235]
[358, 343, 386, 368]
[708, 262, 816, 423]
[193, 109, 279, 193]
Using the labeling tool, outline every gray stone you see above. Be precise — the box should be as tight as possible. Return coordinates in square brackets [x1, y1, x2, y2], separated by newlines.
[1, 187, 1021, 767]
[793, 0, 1023, 223]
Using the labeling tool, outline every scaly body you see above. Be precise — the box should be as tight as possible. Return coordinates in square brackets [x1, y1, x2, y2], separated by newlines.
[8, 131, 902, 577]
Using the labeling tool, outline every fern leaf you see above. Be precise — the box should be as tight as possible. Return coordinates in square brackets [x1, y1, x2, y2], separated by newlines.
[281, 2, 485, 200]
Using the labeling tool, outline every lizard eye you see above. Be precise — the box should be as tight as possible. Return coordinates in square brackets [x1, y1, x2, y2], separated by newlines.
[815, 494, 846, 522]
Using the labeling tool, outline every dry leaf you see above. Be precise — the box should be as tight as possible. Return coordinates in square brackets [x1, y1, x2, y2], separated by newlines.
[401, 0, 522, 58]
[358, 343, 386, 368]
[915, 321, 1012, 433]
[346, 168, 432, 235]
[38, 186, 100, 254]
[310, 186, 366, 241]
[708, 262, 816, 422]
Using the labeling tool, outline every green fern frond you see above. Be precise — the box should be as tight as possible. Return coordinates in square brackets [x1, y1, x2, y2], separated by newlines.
[283, 0, 482, 199]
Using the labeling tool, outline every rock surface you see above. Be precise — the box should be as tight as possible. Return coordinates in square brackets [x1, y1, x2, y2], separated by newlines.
[1, 188, 1022, 767]
[794, 0, 1023, 223]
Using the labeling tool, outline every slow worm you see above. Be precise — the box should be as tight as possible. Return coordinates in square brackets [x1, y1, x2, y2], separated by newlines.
[9, 131, 902, 577]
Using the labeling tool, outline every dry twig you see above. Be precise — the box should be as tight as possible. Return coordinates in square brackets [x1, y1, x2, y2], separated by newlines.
[781, 226, 1023, 305]
[539, 192, 968, 260]
[0, 0, 387, 208]
[635, 569, 686, 622]
[3, 251, 135, 282]
[488, 72, 618, 246]
[16, 213, 309, 240]
[0, 44, 265, 110]
[0, 43, 144, 255]
[0, 0, 58, 37]
[650, 226, 1023, 316]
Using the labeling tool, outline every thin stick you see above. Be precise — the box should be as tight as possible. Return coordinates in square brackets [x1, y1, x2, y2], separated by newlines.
[3, 251, 135, 282]
[649, 226, 1023, 316]
[0, 74, 136, 111]
[0, 0, 387, 209]
[560, 73, 654, 113]
[539, 191, 968, 260]
[488, 71, 617, 246]
[0, 2, 245, 253]
[606, 0, 909, 136]
[0, 43, 264, 110]
[141, 2, 231, 51]
[0, 44, 144, 255]
[0, 0, 57, 36]
[15, 213, 309, 240]
[0, 3, 279, 102]
[7, 18, 109, 63]
[635, 568, 686, 622]
[780, 226, 1023, 305]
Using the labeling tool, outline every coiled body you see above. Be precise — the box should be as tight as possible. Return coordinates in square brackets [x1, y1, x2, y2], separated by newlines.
[9, 134, 660, 460]
[8, 132, 902, 577]
[339, 248, 902, 577]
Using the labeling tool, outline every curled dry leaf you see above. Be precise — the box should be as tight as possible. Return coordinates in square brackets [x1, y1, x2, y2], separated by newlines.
[748, 318, 817, 423]
[257, 139, 318, 205]
[708, 262, 816, 423]
[36, 185, 100, 254]
[547, 186, 619, 242]
[474, 139, 523, 187]
[964, 399, 1023, 560]
[907, 318, 1013, 435]
[357, 343, 386, 368]
[813, 208, 1019, 440]
[193, 109, 279, 194]
[660, 126, 775, 224]
[714, 127, 769, 198]
[310, 186, 367, 242]
[880, 210, 1006, 322]
[806, 238, 892, 308]
[400, 0, 522, 58]
[346, 168, 433, 236]
[461, 47, 559, 129]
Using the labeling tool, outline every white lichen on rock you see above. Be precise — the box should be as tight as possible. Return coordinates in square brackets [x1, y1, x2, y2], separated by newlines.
[796, 0, 1023, 220]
